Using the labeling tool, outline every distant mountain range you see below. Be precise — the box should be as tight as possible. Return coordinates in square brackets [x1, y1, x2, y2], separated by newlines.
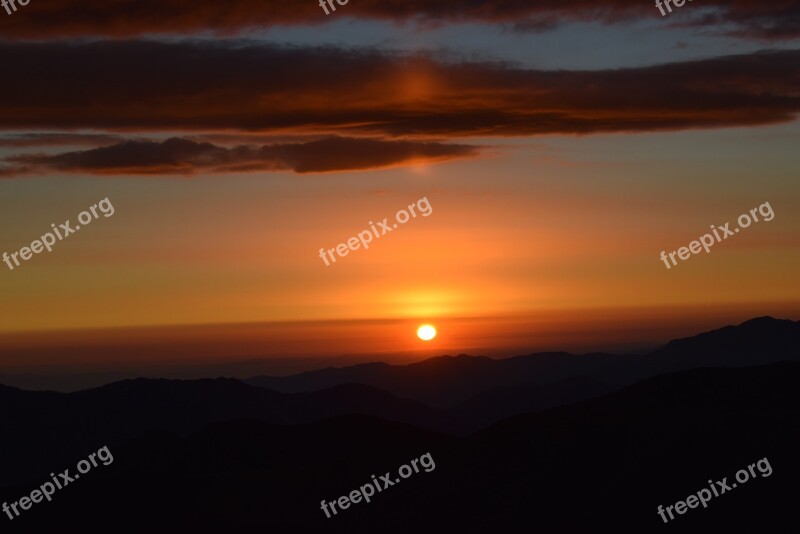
[4, 362, 797, 532]
[246, 317, 800, 406]
[1, 316, 798, 531]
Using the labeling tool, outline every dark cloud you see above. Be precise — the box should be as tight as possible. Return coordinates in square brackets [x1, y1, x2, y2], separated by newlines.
[0, 0, 796, 40]
[0, 42, 797, 138]
[0, 133, 123, 148]
[2, 137, 479, 176]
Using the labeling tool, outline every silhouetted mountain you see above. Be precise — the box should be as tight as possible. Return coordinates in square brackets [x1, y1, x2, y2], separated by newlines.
[4, 362, 797, 532]
[650, 316, 800, 370]
[0, 378, 457, 487]
[0, 350, 447, 392]
[247, 317, 800, 406]
[453, 361, 800, 532]
[250, 355, 504, 407]
[448, 375, 616, 433]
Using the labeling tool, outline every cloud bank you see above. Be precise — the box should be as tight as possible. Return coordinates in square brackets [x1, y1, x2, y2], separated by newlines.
[0, 0, 796, 39]
[0, 42, 797, 137]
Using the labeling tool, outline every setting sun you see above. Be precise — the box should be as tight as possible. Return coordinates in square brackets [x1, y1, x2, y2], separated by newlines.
[417, 324, 437, 341]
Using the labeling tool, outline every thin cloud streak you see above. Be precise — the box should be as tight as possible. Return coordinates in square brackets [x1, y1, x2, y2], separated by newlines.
[2, 136, 480, 177]
[0, 133, 124, 148]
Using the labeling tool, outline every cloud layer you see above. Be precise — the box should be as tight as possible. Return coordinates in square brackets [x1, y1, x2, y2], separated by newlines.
[2, 137, 478, 176]
[0, 42, 798, 137]
[0, 0, 797, 39]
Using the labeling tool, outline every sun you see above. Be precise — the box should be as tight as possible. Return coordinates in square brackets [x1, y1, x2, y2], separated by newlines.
[417, 324, 437, 341]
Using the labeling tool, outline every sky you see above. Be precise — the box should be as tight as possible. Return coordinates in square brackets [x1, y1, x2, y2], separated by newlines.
[0, 0, 799, 372]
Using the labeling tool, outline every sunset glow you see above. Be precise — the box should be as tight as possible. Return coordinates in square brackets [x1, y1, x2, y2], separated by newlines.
[0, 0, 797, 374]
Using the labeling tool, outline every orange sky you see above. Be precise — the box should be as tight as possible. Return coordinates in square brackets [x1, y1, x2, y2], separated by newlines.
[1, 7, 799, 369]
